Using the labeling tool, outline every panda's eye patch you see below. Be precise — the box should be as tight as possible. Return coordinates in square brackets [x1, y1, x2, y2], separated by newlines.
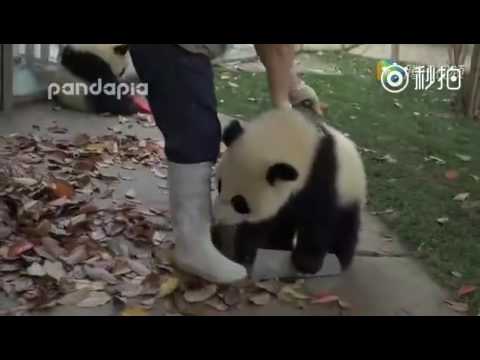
[231, 195, 250, 215]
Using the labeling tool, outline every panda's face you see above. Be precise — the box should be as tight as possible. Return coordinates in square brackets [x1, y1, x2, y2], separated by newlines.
[72, 44, 130, 79]
[214, 157, 299, 225]
[213, 140, 299, 225]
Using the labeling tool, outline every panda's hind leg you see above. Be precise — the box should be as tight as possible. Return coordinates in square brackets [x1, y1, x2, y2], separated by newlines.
[331, 204, 361, 270]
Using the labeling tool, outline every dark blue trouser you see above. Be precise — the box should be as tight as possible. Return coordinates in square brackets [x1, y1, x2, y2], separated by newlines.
[129, 44, 221, 164]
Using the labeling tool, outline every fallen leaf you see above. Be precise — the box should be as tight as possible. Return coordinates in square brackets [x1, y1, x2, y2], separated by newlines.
[206, 297, 229, 311]
[115, 282, 143, 298]
[451, 271, 463, 278]
[393, 100, 403, 109]
[121, 307, 149, 316]
[61, 245, 88, 266]
[445, 170, 459, 181]
[158, 276, 180, 298]
[222, 287, 242, 306]
[48, 125, 68, 134]
[445, 300, 469, 313]
[73, 134, 90, 147]
[471, 175, 479, 182]
[311, 292, 340, 304]
[127, 259, 151, 276]
[413, 112, 421, 116]
[184, 284, 218, 303]
[73, 280, 106, 291]
[338, 299, 352, 310]
[41, 236, 67, 258]
[456, 154, 472, 162]
[453, 193, 470, 202]
[12, 177, 38, 186]
[424, 155, 446, 165]
[43, 261, 66, 281]
[228, 82, 239, 88]
[279, 285, 311, 302]
[125, 189, 136, 199]
[50, 179, 75, 199]
[84, 265, 118, 284]
[436, 217, 449, 225]
[13, 277, 34, 293]
[57, 289, 91, 305]
[76, 291, 111, 308]
[249, 292, 271, 306]
[255, 280, 281, 295]
[8, 241, 34, 258]
[457, 285, 477, 297]
[104, 222, 126, 237]
[377, 154, 397, 164]
[90, 228, 107, 242]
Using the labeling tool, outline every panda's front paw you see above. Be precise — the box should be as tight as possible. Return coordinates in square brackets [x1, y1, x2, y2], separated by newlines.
[291, 249, 324, 274]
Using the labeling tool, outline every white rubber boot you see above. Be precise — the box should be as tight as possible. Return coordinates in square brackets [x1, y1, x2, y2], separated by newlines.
[168, 162, 247, 284]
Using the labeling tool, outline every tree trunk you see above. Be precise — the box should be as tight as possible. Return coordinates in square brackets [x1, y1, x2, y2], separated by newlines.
[464, 44, 480, 119]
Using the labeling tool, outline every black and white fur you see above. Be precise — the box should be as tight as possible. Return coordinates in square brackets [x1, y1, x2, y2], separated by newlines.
[53, 44, 138, 115]
[213, 109, 367, 274]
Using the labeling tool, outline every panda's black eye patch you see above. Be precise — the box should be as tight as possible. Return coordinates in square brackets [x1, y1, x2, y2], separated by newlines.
[231, 195, 250, 215]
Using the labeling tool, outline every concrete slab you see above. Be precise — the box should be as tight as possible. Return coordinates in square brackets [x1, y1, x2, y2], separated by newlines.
[0, 102, 460, 316]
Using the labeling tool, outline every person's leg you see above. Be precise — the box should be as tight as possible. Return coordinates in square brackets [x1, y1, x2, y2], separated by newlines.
[129, 44, 246, 284]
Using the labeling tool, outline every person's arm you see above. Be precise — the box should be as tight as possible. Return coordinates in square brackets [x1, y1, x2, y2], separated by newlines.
[255, 44, 296, 109]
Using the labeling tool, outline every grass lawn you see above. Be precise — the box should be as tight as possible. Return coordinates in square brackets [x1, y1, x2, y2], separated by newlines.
[215, 51, 480, 315]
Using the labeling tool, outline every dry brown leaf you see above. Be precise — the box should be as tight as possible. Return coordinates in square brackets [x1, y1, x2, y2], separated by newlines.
[8, 241, 34, 258]
[184, 284, 218, 303]
[453, 193, 470, 202]
[249, 292, 271, 306]
[57, 288, 91, 305]
[49, 179, 75, 199]
[12, 177, 38, 186]
[445, 300, 469, 313]
[206, 297, 229, 311]
[44, 261, 66, 281]
[121, 307, 149, 316]
[13, 277, 34, 293]
[445, 170, 459, 181]
[73, 279, 106, 291]
[436, 217, 449, 225]
[158, 276, 180, 298]
[127, 259, 151, 276]
[104, 222, 126, 237]
[125, 189, 136, 199]
[76, 291, 111, 308]
[457, 285, 478, 297]
[116, 282, 143, 298]
[255, 280, 281, 295]
[84, 265, 118, 284]
[62, 245, 88, 266]
[223, 287, 242, 307]
[41, 236, 67, 258]
[279, 285, 310, 302]
[90, 228, 107, 242]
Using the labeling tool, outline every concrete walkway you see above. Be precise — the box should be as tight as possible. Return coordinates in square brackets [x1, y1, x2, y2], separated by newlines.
[0, 103, 460, 316]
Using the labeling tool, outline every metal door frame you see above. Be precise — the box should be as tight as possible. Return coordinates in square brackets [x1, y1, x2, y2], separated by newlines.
[0, 44, 13, 112]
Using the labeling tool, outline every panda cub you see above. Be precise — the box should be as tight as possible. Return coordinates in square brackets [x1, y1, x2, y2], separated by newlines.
[213, 109, 367, 274]
[53, 44, 139, 115]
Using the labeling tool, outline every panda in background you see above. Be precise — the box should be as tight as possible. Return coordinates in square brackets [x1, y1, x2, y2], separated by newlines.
[213, 109, 367, 274]
[52, 44, 140, 116]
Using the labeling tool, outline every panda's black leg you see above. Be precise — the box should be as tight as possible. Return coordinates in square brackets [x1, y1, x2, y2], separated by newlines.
[331, 204, 361, 270]
[233, 222, 270, 267]
[292, 222, 333, 274]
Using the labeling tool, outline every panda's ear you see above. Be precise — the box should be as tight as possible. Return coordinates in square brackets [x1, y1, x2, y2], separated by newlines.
[267, 163, 299, 185]
[114, 45, 130, 56]
[222, 120, 244, 147]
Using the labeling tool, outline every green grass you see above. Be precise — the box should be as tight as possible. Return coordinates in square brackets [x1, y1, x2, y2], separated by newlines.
[215, 52, 480, 314]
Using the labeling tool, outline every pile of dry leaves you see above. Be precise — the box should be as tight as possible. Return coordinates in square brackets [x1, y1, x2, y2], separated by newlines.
[0, 124, 349, 316]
